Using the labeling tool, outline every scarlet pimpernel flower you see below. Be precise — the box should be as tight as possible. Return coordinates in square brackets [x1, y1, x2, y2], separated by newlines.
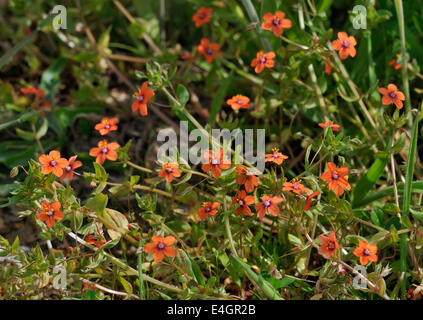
[196, 38, 221, 63]
[86, 235, 106, 248]
[331, 32, 357, 60]
[232, 190, 255, 216]
[353, 241, 378, 266]
[324, 60, 332, 75]
[226, 95, 251, 110]
[198, 202, 219, 220]
[39, 150, 68, 177]
[192, 7, 212, 27]
[95, 117, 118, 135]
[144, 235, 177, 263]
[235, 165, 259, 193]
[201, 148, 231, 178]
[158, 162, 181, 183]
[318, 232, 339, 259]
[318, 121, 340, 132]
[283, 178, 310, 195]
[37, 201, 64, 228]
[89, 140, 120, 165]
[304, 191, 320, 211]
[60, 155, 82, 182]
[20, 86, 51, 110]
[251, 50, 275, 74]
[406, 288, 421, 300]
[320, 162, 351, 196]
[132, 81, 154, 116]
[378, 84, 405, 109]
[265, 147, 288, 165]
[261, 11, 292, 37]
[255, 195, 283, 220]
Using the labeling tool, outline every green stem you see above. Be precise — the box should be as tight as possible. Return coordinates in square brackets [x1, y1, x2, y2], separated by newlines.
[394, 0, 411, 120]
[138, 238, 145, 300]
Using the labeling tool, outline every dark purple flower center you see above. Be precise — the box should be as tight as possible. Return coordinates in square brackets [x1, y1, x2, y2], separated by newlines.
[259, 57, 266, 64]
[50, 160, 57, 167]
[211, 158, 219, 165]
[156, 242, 165, 250]
[65, 165, 72, 172]
[363, 249, 371, 256]
[205, 206, 211, 212]
[239, 200, 245, 207]
[332, 173, 339, 180]
[136, 95, 144, 102]
[101, 147, 109, 154]
[47, 209, 54, 216]
[327, 241, 335, 251]
[263, 200, 271, 208]
[105, 124, 110, 129]
[389, 92, 397, 99]
[166, 167, 173, 173]
[205, 48, 213, 55]
[273, 153, 278, 158]
[272, 19, 280, 26]
[199, 13, 206, 19]
[237, 99, 243, 105]
[342, 40, 349, 48]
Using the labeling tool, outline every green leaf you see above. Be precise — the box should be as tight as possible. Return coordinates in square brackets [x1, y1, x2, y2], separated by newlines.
[176, 84, 190, 109]
[85, 193, 108, 214]
[352, 152, 389, 207]
[230, 256, 283, 300]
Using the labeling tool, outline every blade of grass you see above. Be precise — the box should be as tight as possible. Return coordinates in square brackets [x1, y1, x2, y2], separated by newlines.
[209, 71, 233, 127]
[399, 110, 421, 298]
[0, 31, 37, 70]
[352, 181, 423, 208]
[241, 0, 272, 52]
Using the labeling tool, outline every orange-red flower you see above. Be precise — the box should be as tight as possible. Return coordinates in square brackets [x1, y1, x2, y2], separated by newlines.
[265, 147, 288, 165]
[283, 178, 310, 195]
[255, 194, 283, 220]
[353, 241, 378, 266]
[20, 86, 39, 95]
[318, 232, 340, 259]
[318, 121, 340, 132]
[198, 202, 219, 220]
[304, 191, 320, 211]
[21, 86, 51, 110]
[261, 11, 292, 37]
[39, 150, 69, 177]
[60, 155, 82, 182]
[86, 235, 106, 248]
[324, 60, 332, 75]
[378, 84, 405, 109]
[320, 162, 351, 196]
[37, 201, 64, 228]
[144, 235, 177, 263]
[331, 32, 357, 60]
[201, 149, 231, 178]
[251, 50, 275, 74]
[94, 117, 118, 135]
[158, 162, 181, 183]
[406, 288, 421, 300]
[89, 140, 120, 165]
[388, 59, 402, 70]
[226, 95, 251, 110]
[235, 165, 259, 193]
[232, 190, 255, 216]
[132, 81, 154, 116]
[196, 38, 221, 63]
[192, 7, 212, 27]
